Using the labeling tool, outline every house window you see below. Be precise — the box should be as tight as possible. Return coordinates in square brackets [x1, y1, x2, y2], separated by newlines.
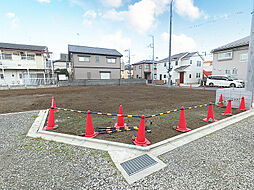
[145, 65, 149, 69]
[21, 53, 26, 60]
[175, 61, 178, 66]
[36, 53, 42, 56]
[0, 74, 4, 79]
[190, 60, 192, 64]
[12, 74, 14, 77]
[189, 74, 192, 78]
[225, 70, 231, 75]
[19, 74, 22, 79]
[2, 54, 12, 60]
[218, 52, 232, 60]
[79, 56, 90, 62]
[107, 58, 116, 63]
[240, 53, 248, 62]
[164, 63, 167, 67]
[154, 74, 157, 79]
[196, 73, 200, 78]
[27, 54, 35, 60]
[139, 65, 142, 69]
[136, 75, 138, 78]
[197, 61, 201, 67]
[232, 68, 238, 75]
[164, 74, 166, 78]
[154, 64, 157, 69]
[95, 56, 99, 62]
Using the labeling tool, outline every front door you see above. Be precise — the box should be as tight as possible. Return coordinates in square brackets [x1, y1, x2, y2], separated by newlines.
[180, 72, 184, 83]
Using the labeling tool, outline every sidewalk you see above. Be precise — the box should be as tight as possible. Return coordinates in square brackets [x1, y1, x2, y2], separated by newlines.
[0, 111, 253, 189]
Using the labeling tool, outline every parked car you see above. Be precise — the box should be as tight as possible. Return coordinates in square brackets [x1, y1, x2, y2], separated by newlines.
[206, 75, 244, 88]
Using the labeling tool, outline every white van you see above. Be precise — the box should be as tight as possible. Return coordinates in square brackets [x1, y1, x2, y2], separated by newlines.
[206, 75, 244, 88]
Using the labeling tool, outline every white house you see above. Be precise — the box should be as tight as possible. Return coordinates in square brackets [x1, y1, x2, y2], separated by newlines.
[0, 42, 53, 86]
[157, 52, 204, 85]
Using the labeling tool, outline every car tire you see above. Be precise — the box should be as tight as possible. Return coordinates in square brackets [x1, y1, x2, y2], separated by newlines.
[230, 83, 236, 88]
[209, 83, 214, 87]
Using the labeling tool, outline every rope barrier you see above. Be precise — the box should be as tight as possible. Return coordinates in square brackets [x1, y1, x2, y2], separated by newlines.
[50, 98, 241, 119]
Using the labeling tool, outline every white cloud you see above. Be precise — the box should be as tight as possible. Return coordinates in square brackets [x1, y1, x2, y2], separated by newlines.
[102, 9, 126, 21]
[82, 10, 97, 25]
[6, 12, 15, 19]
[98, 30, 131, 54]
[6, 12, 19, 28]
[83, 10, 97, 18]
[128, 0, 156, 32]
[37, 0, 51, 3]
[161, 32, 197, 54]
[102, 0, 202, 33]
[102, 0, 122, 8]
[174, 0, 201, 20]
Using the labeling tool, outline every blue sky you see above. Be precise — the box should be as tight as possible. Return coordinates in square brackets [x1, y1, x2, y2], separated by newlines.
[0, 0, 252, 62]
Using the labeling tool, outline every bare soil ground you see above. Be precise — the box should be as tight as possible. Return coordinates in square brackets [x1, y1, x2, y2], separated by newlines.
[0, 85, 243, 144]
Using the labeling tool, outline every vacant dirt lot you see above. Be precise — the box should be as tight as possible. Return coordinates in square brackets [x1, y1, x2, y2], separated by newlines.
[0, 85, 242, 144]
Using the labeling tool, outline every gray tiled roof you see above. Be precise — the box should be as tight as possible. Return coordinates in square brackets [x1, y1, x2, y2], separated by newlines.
[159, 52, 188, 62]
[182, 52, 197, 59]
[132, 60, 158, 65]
[211, 36, 249, 53]
[0, 42, 47, 52]
[68, 45, 122, 57]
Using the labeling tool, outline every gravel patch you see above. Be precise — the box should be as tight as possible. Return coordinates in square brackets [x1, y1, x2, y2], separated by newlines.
[0, 111, 253, 189]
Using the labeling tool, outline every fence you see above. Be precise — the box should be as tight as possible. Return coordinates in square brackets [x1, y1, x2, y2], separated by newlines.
[59, 79, 146, 87]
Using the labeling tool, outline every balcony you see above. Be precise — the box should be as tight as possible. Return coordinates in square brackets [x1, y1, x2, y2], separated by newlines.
[0, 59, 45, 70]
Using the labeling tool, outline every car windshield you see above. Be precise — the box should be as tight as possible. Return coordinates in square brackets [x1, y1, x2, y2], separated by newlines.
[228, 76, 238, 80]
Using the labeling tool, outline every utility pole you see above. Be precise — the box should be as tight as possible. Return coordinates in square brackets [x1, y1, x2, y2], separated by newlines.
[168, 0, 173, 86]
[128, 49, 131, 79]
[151, 35, 155, 82]
[246, 0, 254, 108]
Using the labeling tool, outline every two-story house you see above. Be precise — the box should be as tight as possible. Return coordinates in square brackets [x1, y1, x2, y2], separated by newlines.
[68, 45, 122, 80]
[211, 36, 249, 81]
[132, 60, 157, 81]
[157, 52, 204, 85]
[0, 42, 51, 86]
[121, 64, 133, 79]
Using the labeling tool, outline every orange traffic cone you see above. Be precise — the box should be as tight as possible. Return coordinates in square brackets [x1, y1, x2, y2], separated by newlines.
[221, 100, 232, 116]
[115, 105, 127, 127]
[203, 102, 217, 122]
[176, 107, 191, 132]
[203, 85, 205, 90]
[190, 84, 192, 89]
[179, 84, 181, 88]
[217, 94, 224, 108]
[154, 83, 155, 86]
[238, 97, 246, 111]
[51, 96, 59, 112]
[43, 108, 58, 130]
[85, 110, 99, 138]
[132, 115, 151, 146]
[161, 83, 162, 87]
[221, 86, 223, 89]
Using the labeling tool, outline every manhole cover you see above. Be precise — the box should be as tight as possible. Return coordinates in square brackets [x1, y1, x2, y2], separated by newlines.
[120, 154, 157, 176]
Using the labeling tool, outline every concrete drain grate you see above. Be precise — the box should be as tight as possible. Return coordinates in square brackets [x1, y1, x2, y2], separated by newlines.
[120, 154, 157, 176]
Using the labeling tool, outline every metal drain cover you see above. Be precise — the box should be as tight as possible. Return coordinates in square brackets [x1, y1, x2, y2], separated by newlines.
[120, 154, 158, 176]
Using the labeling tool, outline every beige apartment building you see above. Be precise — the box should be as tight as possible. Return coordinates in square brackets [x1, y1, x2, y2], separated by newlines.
[68, 45, 122, 80]
[0, 42, 52, 86]
[133, 60, 157, 80]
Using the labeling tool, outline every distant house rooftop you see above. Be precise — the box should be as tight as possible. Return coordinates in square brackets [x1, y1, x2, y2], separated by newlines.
[0, 42, 48, 52]
[133, 60, 158, 65]
[159, 52, 188, 62]
[211, 36, 249, 53]
[68, 45, 122, 57]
